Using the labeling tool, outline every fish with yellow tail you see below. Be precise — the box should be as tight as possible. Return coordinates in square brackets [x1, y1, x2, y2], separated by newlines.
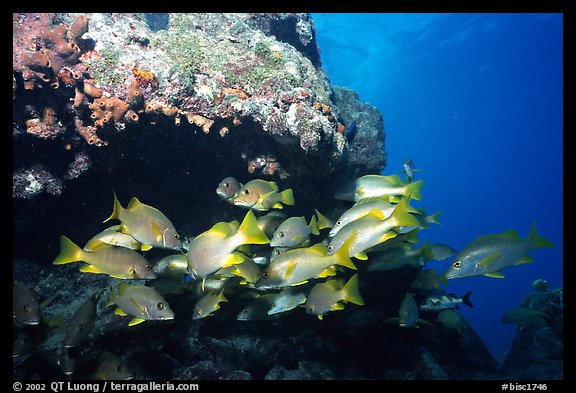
[269, 215, 319, 248]
[193, 289, 227, 320]
[186, 210, 270, 283]
[108, 283, 174, 326]
[326, 196, 420, 260]
[84, 225, 149, 252]
[335, 174, 424, 202]
[53, 236, 156, 279]
[444, 222, 553, 280]
[103, 193, 182, 251]
[303, 274, 364, 320]
[233, 179, 295, 211]
[255, 235, 357, 290]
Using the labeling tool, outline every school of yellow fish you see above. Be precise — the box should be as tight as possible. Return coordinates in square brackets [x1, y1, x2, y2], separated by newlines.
[14, 165, 554, 376]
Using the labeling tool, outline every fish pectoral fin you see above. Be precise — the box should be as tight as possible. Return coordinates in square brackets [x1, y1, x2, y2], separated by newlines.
[222, 252, 245, 268]
[140, 244, 153, 251]
[478, 253, 502, 269]
[128, 318, 146, 327]
[515, 255, 533, 265]
[331, 302, 345, 311]
[129, 299, 146, 314]
[484, 271, 505, 278]
[317, 314, 323, 320]
[272, 203, 284, 209]
[79, 264, 102, 274]
[283, 261, 298, 280]
[127, 197, 143, 211]
[115, 307, 128, 317]
[317, 266, 337, 278]
[291, 280, 309, 286]
[354, 252, 369, 261]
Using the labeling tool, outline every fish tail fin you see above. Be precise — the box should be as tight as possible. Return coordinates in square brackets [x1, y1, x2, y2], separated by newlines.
[404, 180, 424, 200]
[340, 274, 364, 306]
[390, 197, 420, 228]
[309, 214, 320, 236]
[333, 233, 358, 271]
[427, 211, 442, 225]
[52, 236, 84, 265]
[103, 192, 123, 223]
[281, 189, 295, 206]
[238, 211, 270, 245]
[418, 241, 435, 262]
[462, 291, 474, 308]
[527, 222, 554, 249]
[314, 209, 333, 230]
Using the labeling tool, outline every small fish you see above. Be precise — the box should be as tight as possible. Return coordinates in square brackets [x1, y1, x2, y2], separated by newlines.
[335, 174, 424, 202]
[427, 243, 458, 261]
[256, 211, 287, 238]
[59, 346, 79, 376]
[329, 197, 401, 238]
[398, 292, 419, 328]
[435, 310, 470, 335]
[82, 351, 135, 380]
[501, 307, 550, 326]
[103, 193, 182, 251]
[269, 246, 290, 263]
[326, 197, 420, 260]
[13, 331, 34, 358]
[256, 235, 357, 290]
[108, 283, 174, 326]
[63, 291, 103, 348]
[233, 179, 295, 211]
[401, 159, 423, 183]
[410, 268, 448, 290]
[344, 120, 357, 143]
[396, 210, 442, 234]
[216, 256, 261, 285]
[53, 236, 156, 280]
[366, 243, 428, 271]
[193, 289, 227, 320]
[153, 254, 188, 276]
[216, 176, 243, 204]
[419, 291, 473, 311]
[84, 225, 148, 252]
[186, 210, 270, 281]
[237, 294, 277, 321]
[13, 281, 41, 326]
[267, 287, 308, 315]
[444, 223, 554, 279]
[269, 215, 319, 248]
[303, 274, 364, 320]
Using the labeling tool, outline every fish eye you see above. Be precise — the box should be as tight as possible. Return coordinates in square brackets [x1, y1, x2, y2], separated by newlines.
[273, 250, 281, 256]
[453, 260, 462, 269]
[271, 303, 276, 308]
[243, 189, 250, 195]
[223, 182, 229, 188]
[174, 233, 180, 240]
[336, 220, 341, 226]
[23, 304, 30, 313]
[327, 245, 333, 251]
[78, 324, 84, 332]
[242, 309, 248, 314]
[145, 264, 152, 270]
[157, 303, 164, 310]
[262, 272, 270, 279]
[279, 232, 285, 238]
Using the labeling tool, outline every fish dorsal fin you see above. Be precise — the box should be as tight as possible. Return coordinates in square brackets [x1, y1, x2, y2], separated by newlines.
[478, 253, 502, 269]
[484, 271, 505, 278]
[325, 279, 344, 290]
[309, 215, 320, 236]
[308, 242, 328, 255]
[501, 229, 521, 240]
[366, 208, 386, 220]
[291, 280, 309, 286]
[210, 222, 235, 237]
[115, 307, 128, 317]
[127, 197, 143, 211]
[331, 302, 345, 311]
[222, 252, 245, 268]
[267, 181, 280, 191]
[317, 266, 337, 278]
[128, 318, 146, 327]
[283, 260, 298, 280]
[354, 252, 369, 261]
[85, 239, 109, 251]
[377, 231, 398, 245]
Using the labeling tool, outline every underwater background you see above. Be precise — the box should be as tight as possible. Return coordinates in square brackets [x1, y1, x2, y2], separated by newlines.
[313, 13, 563, 360]
[13, 12, 563, 380]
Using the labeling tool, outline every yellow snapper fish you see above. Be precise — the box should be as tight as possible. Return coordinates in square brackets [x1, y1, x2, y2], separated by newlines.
[186, 210, 269, 282]
[216, 176, 243, 204]
[104, 193, 182, 251]
[84, 225, 149, 252]
[303, 274, 364, 320]
[257, 211, 287, 238]
[193, 289, 227, 320]
[329, 197, 400, 237]
[63, 291, 103, 348]
[53, 236, 156, 280]
[335, 174, 424, 202]
[153, 254, 188, 277]
[215, 256, 262, 285]
[233, 179, 295, 211]
[267, 286, 308, 315]
[444, 223, 553, 280]
[397, 209, 442, 234]
[108, 283, 174, 326]
[13, 281, 42, 326]
[269, 215, 319, 248]
[326, 197, 420, 260]
[255, 235, 357, 290]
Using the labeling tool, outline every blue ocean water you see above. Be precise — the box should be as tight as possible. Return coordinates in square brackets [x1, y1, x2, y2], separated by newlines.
[312, 13, 563, 360]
